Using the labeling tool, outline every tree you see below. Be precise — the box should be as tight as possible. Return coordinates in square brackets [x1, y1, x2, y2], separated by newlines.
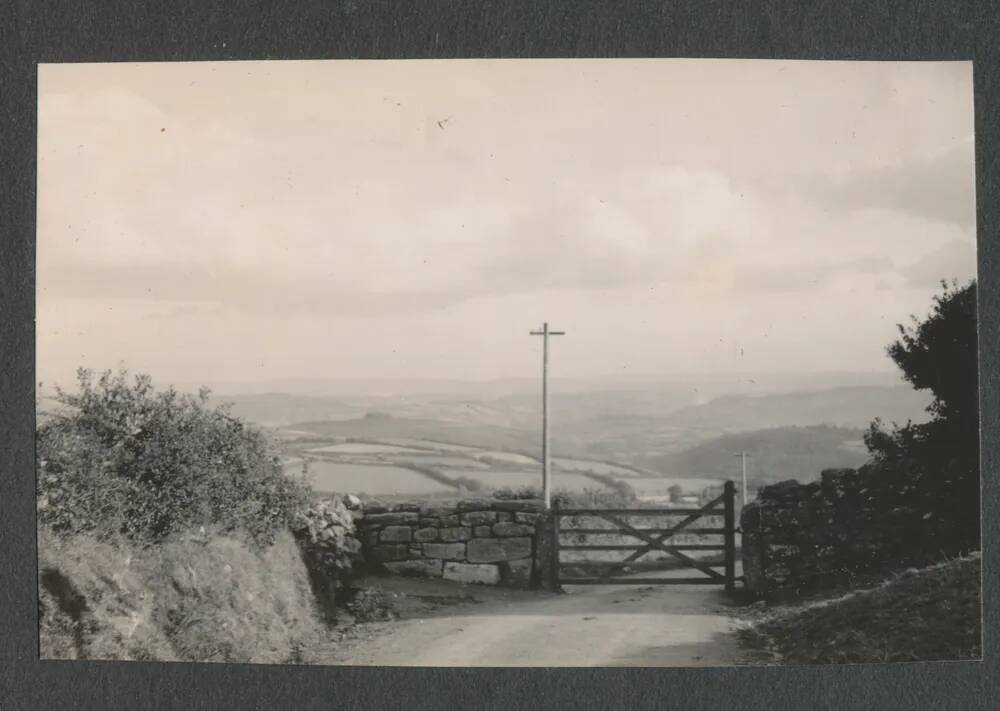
[667, 484, 683, 503]
[864, 279, 979, 552]
[37, 368, 312, 545]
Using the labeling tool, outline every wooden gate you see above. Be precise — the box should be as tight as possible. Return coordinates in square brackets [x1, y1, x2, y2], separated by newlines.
[549, 480, 738, 593]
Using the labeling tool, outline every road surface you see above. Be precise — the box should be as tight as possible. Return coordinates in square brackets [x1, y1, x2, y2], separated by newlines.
[331, 572, 757, 667]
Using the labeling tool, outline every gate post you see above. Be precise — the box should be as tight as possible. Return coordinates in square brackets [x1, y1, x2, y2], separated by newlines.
[549, 500, 562, 592]
[724, 480, 736, 594]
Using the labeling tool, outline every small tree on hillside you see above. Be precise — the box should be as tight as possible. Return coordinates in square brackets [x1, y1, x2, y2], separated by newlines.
[864, 279, 979, 552]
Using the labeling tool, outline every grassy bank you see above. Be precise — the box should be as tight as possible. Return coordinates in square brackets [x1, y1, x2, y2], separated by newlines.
[738, 554, 981, 664]
[38, 527, 326, 663]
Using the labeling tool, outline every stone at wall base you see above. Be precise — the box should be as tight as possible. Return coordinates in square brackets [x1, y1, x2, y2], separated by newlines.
[383, 559, 444, 578]
[443, 562, 501, 585]
[421, 542, 467, 560]
[499, 559, 533, 587]
[467, 537, 532, 563]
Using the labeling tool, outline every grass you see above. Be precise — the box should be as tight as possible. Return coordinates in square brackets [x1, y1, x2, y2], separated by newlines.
[738, 554, 982, 664]
[38, 527, 326, 663]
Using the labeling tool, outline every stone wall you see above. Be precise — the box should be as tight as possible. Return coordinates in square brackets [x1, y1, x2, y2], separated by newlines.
[355, 498, 548, 587]
[740, 468, 945, 600]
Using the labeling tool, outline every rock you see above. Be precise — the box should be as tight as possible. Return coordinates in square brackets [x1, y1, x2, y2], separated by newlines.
[440, 515, 461, 527]
[394, 502, 421, 513]
[380, 526, 413, 543]
[370, 544, 410, 562]
[414, 527, 439, 542]
[383, 560, 444, 578]
[467, 537, 532, 563]
[493, 522, 534, 537]
[473, 525, 492, 537]
[421, 542, 467, 560]
[364, 512, 420, 525]
[343, 493, 362, 510]
[418, 517, 441, 528]
[364, 502, 390, 514]
[499, 559, 534, 586]
[492, 499, 545, 512]
[461, 511, 497, 526]
[514, 512, 540, 525]
[438, 526, 472, 542]
[457, 498, 493, 512]
[443, 562, 501, 585]
[497, 512, 513, 522]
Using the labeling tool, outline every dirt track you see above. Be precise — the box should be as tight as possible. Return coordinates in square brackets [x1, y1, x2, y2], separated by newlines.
[329, 571, 760, 667]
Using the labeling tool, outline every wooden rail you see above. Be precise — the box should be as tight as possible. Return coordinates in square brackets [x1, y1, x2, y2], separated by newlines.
[550, 482, 739, 593]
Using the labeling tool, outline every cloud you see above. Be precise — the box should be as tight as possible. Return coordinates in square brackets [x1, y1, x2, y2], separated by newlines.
[797, 140, 976, 231]
[901, 238, 977, 288]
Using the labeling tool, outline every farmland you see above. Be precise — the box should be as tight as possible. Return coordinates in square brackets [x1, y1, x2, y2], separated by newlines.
[280, 426, 722, 503]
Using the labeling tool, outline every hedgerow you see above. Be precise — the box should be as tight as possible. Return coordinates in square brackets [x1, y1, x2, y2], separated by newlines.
[37, 368, 312, 546]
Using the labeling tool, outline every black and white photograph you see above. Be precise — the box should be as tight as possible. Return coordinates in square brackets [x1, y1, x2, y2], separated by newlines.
[35, 58, 980, 667]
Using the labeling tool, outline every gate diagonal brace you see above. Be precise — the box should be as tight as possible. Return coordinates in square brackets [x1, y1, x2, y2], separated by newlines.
[590, 493, 728, 583]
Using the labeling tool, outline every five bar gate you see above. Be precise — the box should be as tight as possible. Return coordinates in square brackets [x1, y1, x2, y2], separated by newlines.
[549, 480, 738, 593]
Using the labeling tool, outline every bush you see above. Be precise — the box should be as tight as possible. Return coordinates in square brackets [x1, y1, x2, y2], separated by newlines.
[37, 368, 312, 546]
[864, 280, 979, 554]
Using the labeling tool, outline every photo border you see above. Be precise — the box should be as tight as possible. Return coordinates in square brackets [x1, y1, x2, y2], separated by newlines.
[2, 1, 997, 709]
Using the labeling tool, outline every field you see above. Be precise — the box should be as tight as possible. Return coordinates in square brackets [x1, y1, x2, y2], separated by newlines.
[303, 461, 456, 495]
[279, 428, 722, 502]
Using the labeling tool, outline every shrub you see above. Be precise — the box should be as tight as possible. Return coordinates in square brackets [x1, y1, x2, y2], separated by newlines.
[37, 368, 312, 546]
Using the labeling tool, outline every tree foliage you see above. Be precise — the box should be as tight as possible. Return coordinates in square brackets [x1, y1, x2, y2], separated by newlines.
[37, 368, 312, 546]
[864, 279, 979, 552]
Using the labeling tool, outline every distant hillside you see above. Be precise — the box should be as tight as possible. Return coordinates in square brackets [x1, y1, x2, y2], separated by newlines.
[644, 425, 870, 490]
[210, 394, 365, 427]
[661, 386, 930, 432]
[289, 415, 541, 456]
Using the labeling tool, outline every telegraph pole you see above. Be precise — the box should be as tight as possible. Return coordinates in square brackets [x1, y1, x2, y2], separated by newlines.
[530, 322, 565, 509]
[735, 451, 749, 505]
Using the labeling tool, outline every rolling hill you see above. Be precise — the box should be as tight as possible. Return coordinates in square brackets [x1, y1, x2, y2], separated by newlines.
[644, 425, 871, 490]
[659, 386, 931, 431]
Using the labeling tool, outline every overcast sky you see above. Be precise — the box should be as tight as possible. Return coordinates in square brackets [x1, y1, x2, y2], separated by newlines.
[36, 59, 976, 390]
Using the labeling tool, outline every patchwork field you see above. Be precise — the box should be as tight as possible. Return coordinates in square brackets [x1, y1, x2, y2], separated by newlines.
[281, 431, 721, 503]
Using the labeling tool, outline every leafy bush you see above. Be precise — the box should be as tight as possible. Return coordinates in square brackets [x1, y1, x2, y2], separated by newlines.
[37, 368, 312, 546]
[863, 280, 979, 554]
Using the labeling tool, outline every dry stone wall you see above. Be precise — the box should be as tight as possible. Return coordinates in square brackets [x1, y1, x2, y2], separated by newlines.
[740, 467, 949, 600]
[356, 498, 547, 587]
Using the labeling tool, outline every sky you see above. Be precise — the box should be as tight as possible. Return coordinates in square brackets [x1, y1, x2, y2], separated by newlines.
[36, 59, 977, 390]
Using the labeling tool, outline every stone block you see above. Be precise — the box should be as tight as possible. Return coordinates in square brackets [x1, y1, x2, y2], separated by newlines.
[467, 537, 532, 563]
[443, 562, 501, 585]
[497, 512, 513, 522]
[493, 522, 534, 537]
[499, 559, 534, 587]
[418, 517, 442, 528]
[421, 542, 467, 560]
[461, 511, 497, 526]
[370, 544, 410, 562]
[380, 525, 413, 543]
[364, 512, 420, 525]
[514, 512, 540, 525]
[440, 515, 461, 527]
[384, 559, 443, 578]
[414, 527, 439, 542]
[394, 502, 421, 512]
[473, 525, 492, 537]
[439, 526, 472, 542]
[492, 499, 544, 513]
[457, 498, 493, 512]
